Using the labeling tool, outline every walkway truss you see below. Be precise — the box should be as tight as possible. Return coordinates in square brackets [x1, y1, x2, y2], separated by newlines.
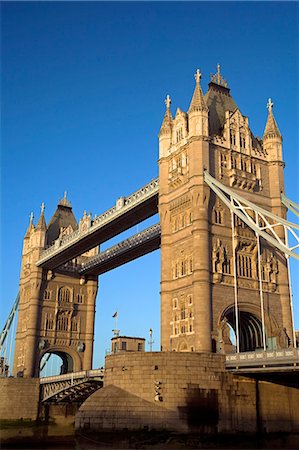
[40, 369, 104, 403]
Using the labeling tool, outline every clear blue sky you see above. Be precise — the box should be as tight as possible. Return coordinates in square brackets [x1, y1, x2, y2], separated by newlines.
[1, 1, 298, 367]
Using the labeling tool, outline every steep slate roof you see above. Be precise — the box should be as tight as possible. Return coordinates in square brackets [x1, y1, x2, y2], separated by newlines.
[46, 198, 78, 246]
[205, 82, 238, 136]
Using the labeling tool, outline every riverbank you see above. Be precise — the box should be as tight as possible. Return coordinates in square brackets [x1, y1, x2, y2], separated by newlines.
[1, 421, 299, 449]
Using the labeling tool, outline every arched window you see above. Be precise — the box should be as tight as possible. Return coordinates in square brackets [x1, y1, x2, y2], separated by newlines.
[58, 287, 71, 303]
[57, 312, 69, 332]
[44, 289, 51, 300]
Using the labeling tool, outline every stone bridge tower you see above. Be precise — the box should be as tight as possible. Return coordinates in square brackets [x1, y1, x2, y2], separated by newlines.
[13, 195, 98, 377]
[158, 66, 293, 353]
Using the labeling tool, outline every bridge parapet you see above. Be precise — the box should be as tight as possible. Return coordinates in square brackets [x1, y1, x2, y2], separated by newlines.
[225, 349, 299, 371]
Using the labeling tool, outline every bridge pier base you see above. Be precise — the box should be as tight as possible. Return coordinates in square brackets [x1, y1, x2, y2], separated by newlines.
[76, 352, 299, 434]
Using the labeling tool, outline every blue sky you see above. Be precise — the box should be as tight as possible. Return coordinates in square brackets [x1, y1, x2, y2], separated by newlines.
[1, 1, 298, 368]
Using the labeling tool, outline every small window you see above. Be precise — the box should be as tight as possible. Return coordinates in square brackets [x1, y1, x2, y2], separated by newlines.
[138, 343, 143, 352]
[121, 341, 127, 351]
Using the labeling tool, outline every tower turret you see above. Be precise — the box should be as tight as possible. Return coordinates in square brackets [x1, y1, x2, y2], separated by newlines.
[188, 69, 209, 138]
[263, 98, 282, 161]
[159, 95, 173, 158]
[35, 203, 47, 249]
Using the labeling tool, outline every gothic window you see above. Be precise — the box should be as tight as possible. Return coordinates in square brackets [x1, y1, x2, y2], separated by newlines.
[223, 259, 231, 274]
[237, 254, 252, 278]
[189, 324, 193, 333]
[174, 327, 178, 335]
[189, 257, 193, 273]
[181, 306, 186, 320]
[240, 158, 247, 172]
[175, 262, 179, 278]
[252, 163, 257, 176]
[45, 313, 54, 330]
[57, 313, 69, 332]
[240, 134, 246, 150]
[188, 295, 192, 305]
[71, 320, 78, 332]
[76, 291, 84, 304]
[181, 214, 186, 227]
[176, 127, 183, 143]
[181, 260, 187, 276]
[230, 130, 236, 146]
[189, 211, 192, 224]
[181, 325, 186, 334]
[58, 287, 71, 303]
[214, 209, 223, 224]
[44, 289, 51, 300]
[173, 298, 178, 309]
[231, 155, 237, 169]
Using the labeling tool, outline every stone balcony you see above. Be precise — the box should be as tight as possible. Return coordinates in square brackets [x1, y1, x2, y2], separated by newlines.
[228, 168, 258, 191]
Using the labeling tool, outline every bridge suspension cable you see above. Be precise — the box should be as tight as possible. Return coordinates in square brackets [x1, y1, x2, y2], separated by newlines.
[281, 194, 299, 219]
[0, 292, 19, 376]
[204, 171, 298, 350]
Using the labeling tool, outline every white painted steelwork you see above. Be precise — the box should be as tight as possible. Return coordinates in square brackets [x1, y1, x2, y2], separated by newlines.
[204, 171, 299, 260]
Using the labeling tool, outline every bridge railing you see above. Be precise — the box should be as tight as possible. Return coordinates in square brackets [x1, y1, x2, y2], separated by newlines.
[40, 368, 104, 384]
[225, 349, 299, 369]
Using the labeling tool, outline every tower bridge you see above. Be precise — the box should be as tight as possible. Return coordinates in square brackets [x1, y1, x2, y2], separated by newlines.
[1, 66, 299, 401]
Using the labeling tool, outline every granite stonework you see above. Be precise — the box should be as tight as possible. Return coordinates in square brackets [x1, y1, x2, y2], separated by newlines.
[76, 352, 299, 433]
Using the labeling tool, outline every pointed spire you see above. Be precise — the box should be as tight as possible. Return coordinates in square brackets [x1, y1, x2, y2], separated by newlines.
[263, 98, 281, 140]
[188, 68, 208, 113]
[36, 202, 47, 230]
[159, 94, 173, 136]
[24, 212, 35, 238]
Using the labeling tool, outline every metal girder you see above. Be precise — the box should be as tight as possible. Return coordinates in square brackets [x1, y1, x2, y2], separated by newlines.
[0, 292, 19, 351]
[282, 194, 299, 218]
[204, 171, 299, 260]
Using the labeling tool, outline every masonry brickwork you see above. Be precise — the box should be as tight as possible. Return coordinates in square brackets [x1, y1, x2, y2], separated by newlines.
[76, 352, 299, 433]
[0, 378, 40, 420]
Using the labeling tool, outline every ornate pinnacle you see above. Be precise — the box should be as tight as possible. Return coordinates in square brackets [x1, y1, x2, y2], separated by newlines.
[210, 63, 228, 88]
[267, 98, 273, 112]
[41, 202, 45, 214]
[194, 69, 202, 84]
[165, 94, 171, 110]
[29, 212, 34, 224]
[59, 191, 71, 207]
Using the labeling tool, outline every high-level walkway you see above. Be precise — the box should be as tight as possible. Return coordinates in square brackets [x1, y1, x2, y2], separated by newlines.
[36, 178, 159, 270]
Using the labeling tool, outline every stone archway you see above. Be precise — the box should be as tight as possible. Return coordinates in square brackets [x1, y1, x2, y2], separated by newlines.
[219, 305, 265, 353]
[39, 346, 82, 376]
